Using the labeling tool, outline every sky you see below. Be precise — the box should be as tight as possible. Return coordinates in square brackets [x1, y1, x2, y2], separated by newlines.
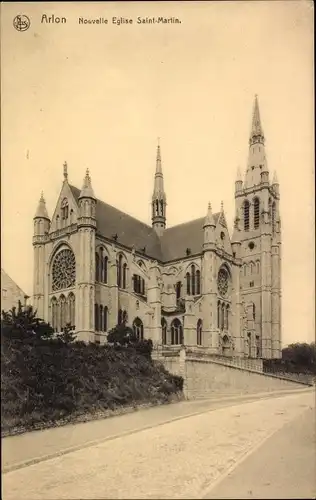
[1, 1, 314, 346]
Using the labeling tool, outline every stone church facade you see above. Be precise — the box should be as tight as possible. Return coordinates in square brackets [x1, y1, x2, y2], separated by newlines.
[33, 96, 282, 359]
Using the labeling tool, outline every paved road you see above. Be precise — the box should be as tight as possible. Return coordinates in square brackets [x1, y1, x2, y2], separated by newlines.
[2, 391, 315, 499]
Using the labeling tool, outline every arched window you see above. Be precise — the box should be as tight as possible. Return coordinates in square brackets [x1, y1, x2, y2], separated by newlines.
[51, 297, 58, 332]
[244, 200, 250, 231]
[161, 318, 167, 345]
[256, 261, 260, 274]
[221, 303, 225, 331]
[103, 306, 108, 332]
[133, 274, 146, 296]
[253, 198, 260, 229]
[68, 292, 75, 329]
[175, 281, 182, 300]
[186, 272, 191, 295]
[272, 202, 276, 234]
[191, 265, 196, 296]
[170, 318, 183, 345]
[250, 262, 254, 274]
[253, 303, 256, 320]
[122, 263, 127, 289]
[61, 198, 69, 221]
[118, 309, 123, 325]
[160, 199, 164, 216]
[95, 253, 100, 282]
[103, 256, 108, 283]
[59, 295, 66, 332]
[51, 248, 76, 292]
[156, 200, 159, 215]
[95, 303, 99, 331]
[224, 305, 229, 331]
[217, 301, 221, 329]
[133, 317, 144, 341]
[197, 319, 202, 346]
[117, 255, 122, 287]
[196, 270, 201, 295]
[100, 305, 104, 331]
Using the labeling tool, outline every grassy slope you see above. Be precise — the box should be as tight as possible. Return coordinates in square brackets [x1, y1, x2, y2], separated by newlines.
[1, 338, 183, 434]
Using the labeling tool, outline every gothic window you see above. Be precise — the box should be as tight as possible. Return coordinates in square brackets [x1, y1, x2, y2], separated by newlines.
[51, 297, 58, 332]
[95, 253, 100, 281]
[68, 292, 75, 329]
[161, 318, 167, 345]
[170, 318, 183, 345]
[52, 248, 76, 291]
[243, 264, 247, 276]
[133, 317, 144, 341]
[186, 272, 191, 295]
[253, 303, 256, 320]
[244, 200, 250, 231]
[225, 305, 229, 331]
[118, 309, 123, 325]
[221, 303, 225, 330]
[272, 202, 276, 234]
[217, 301, 221, 329]
[250, 262, 254, 274]
[59, 295, 66, 332]
[156, 200, 159, 216]
[160, 199, 164, 216]
[117, 255, 122, 287]
[175, 281, 182, 300]
[103, 256, 108, 283]
[122, 263, 127, 289]
[56, 215, 60, 229]
[254, 198, 260, 229]
[191, 265, 196, 296]
[61, 198, 69, 220]
[95, 303, 99, 331]
[217, 267, 229, 297]
[256, 261, 260, 274]
[133, 274, 145, 296]
[196, 270, 201, 295]
[197, 319, 202, 346]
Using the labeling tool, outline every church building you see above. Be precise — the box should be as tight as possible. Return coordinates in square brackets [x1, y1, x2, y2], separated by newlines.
[33, 96, 282, 359]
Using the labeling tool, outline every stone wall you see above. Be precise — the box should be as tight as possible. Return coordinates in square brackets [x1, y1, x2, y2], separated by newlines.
[154, 348, 312, 400]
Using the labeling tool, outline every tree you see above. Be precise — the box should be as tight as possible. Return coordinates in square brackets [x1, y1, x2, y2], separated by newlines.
[282, 342, 316, 373]
[1, 301, 54, 342]
[56, 323, 77, 344]
[107, 321, 137, 346]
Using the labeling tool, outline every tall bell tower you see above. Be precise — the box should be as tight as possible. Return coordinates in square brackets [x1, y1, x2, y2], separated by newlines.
[234, 95, 282, 359]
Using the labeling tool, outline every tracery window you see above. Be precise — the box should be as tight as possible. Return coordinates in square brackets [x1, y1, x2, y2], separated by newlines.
[186, 265, 201, 296]
[217, 267, 229, 298]
[197, 319, 202, 346]
[175, 281, 182, 300]
[95, 304, 108, 332]
[133, 317, 144, 341]
[117, 255, 127, 289]
[133, 274, 145, 295]
[244, 200, 250, 231]
[170, 318, 183, 345]
[68, 292, 75, 328]
[95, 248, 108, 284]
[253, 198, 260, 229]
[52, 249, 76, 291]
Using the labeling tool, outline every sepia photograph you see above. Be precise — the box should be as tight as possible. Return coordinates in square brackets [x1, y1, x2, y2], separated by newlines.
[1, 1, 315, 498]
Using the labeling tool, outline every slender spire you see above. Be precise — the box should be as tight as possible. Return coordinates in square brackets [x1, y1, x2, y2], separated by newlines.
[236, 166, 242, 182]
[244, 95, 268, 189]
[63, 161, 68, 181]
[220, 200, 224, 212]
[249, 94, 264, 145]
[152, 139, 167, 236]
[79, 168, 96, 199]
[34, 192, 50, 219]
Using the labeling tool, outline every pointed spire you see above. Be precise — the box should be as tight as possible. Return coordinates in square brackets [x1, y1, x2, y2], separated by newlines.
[34, 192, 50, 219]
[152, 138, 166, 201]
[63, 161, 68, 181]
[250, 94, 264, 142]
[236, 166, 242, 182]
[220, 200, 224, 212]
[79, 168, 96, 199]
[203, 202, 215, 227]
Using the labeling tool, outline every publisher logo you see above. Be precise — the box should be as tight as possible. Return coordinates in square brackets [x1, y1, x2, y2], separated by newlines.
[13, 15, 30, 32]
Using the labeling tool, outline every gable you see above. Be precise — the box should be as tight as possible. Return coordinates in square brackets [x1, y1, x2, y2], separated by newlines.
[215, 213, 233, 255]
[50, 183, 79, 232]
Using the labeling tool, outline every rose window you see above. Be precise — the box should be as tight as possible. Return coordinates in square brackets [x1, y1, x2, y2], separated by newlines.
[218, 268, 229, 297]
[52, 249, 76, 291]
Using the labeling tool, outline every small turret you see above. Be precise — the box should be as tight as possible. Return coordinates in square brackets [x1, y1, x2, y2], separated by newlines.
[78, 169, 96, 227]
[272, 170, 279, 196]
[203, 202, 216, 250]
[235, 167, 243, 195]
[231, 217, 241, 259]
[33, 192, 50, 238]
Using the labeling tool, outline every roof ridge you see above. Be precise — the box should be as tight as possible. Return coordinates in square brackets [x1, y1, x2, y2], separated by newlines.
[164, 212, 220, 232]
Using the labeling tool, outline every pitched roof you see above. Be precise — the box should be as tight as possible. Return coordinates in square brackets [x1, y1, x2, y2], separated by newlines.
[70, 186, 163, 260]
[69, 185, 220, 263]
[160, 214, 220, 261]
